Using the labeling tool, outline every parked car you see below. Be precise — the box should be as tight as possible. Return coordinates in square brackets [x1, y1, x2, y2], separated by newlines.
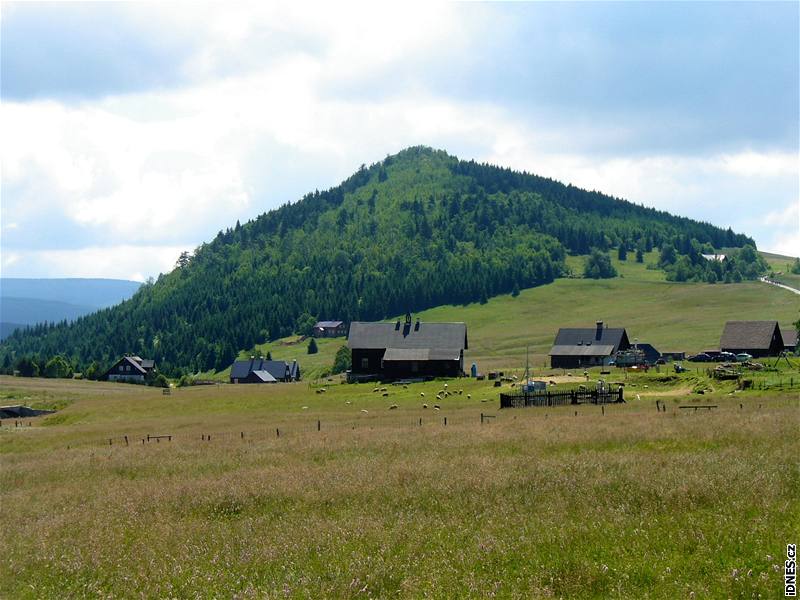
[688, 353, 713, 362]
[736, 353, 753, 362]
[719, 352, 737, 362]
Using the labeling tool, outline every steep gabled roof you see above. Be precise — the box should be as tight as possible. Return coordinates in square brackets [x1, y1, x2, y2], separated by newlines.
[552, 326, 628, 353]
[720, 321, 782, 350]
[348, 321, 468, 351]
[548, 344, 615, 357]
[231, 358, 298, 380]
[315, 320, 344, 328]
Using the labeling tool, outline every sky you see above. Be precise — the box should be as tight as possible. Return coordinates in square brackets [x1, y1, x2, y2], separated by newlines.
[1, 1, 798, 282]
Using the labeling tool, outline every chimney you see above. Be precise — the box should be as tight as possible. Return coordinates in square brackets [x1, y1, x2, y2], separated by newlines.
[595, 321, 603, 340]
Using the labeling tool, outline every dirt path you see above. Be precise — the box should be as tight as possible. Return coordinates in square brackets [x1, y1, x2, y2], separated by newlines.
[759, 276, 800, 296]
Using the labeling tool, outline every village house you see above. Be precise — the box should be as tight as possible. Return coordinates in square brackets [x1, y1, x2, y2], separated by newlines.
[719, 321, 785, 357]
[549, 321, 631, 369]
[103, 355, 156, 383]
[347, 313, 467, 380]
[230, 358, 300, 384]
[312, 320, 347, 338]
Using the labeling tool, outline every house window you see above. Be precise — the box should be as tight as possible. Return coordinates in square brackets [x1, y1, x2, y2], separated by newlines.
[361, 358, 369, 370]
[126, 365, 131, 371]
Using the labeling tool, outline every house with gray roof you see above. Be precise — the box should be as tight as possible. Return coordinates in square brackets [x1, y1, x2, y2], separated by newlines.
[549, 321, 630, 369]
[720, 321, 784, 357]
[347, 313, 467, 380]
[312, 320, 347, 338]
[230, 358, 300, 383]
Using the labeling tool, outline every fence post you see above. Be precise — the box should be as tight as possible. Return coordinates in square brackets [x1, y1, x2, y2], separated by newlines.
[317, 420, 321, 432]
[419, 418, 422, 426]
[124, 435, 129, 446]
[481, 412, 484, 424]
[276, 428, 280, 438]
[444, 417, 447, 426]
[601, 405, 605, 416]
[108, 438, 112, 446]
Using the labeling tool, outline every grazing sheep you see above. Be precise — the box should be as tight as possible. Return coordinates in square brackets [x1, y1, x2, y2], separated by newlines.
[458, 390, 463, 395]
[361, 409, 369, 414]
[467, 394, 471, 399]
[444, 383, 448, 389]
[389, 404, 398, 410]
[423, 403, 428, 409]
[315, 389, 322, 394]
[433, 405, 441, 410]
[481, 399, 488, 403]
[420, 392, 425, 397]
[373, 387, 380, 393]
[403, 385, 408, 389]
[345, 401, 351, 405]
[380, 387, 387, 392]
[549, 380, 557, 386]
[436, 394, 442, 401]
[382, 392, 389, 397]
[302, 406, 309, 410]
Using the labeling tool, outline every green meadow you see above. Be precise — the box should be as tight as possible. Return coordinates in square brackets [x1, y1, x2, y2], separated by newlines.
[2, 251, 799, 598]
[1, 365, 798, 598]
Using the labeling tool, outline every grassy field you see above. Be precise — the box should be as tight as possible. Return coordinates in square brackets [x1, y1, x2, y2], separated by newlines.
[409, 251, 799, 372]
[1, 365, 798, 598]
[761, 250, 800, 291]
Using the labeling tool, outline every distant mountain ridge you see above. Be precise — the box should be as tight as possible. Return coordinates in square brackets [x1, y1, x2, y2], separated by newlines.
[0, 278, 140, 340]
[0, 147, 755, 374]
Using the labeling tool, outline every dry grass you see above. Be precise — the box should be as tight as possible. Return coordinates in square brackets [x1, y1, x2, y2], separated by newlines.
[1, 376, 798, 598]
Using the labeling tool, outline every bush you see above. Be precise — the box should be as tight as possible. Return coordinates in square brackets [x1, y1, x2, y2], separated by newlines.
[331, 345, 351, 374]
[583, 249, 617, 279]
[308, 338, 319, 354]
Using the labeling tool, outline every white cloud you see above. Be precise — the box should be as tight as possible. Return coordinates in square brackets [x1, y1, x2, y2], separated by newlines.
[1, 3, 797, 279]
[10, 245, 187, 281]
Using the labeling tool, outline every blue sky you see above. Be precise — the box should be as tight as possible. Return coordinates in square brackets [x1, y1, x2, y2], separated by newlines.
[1, 2, 798, 281]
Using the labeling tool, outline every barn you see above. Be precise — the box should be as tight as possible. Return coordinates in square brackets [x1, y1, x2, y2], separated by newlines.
[719, 321, 784, 357]
[549, 322, 630, 369]
[230, 358, 300, 383]
[347, 314, 467, 380]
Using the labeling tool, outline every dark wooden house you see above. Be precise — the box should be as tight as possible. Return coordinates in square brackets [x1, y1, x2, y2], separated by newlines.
[312, 320, 347, 338]
[230, 358, 300, 383]
[549, 322, 630, 369]
[347, 314, 467, 380]
[719, 321, 784, 357]
[103, 356, 156, 383]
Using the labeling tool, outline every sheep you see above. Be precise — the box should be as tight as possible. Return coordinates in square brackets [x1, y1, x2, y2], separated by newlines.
[380, 387, 387, 392]
[373, 387, 380, 393]
[345, 401, 351, 405]
[636, 394, 641, 401]
[433, 405, 441, 410]
[467, 394, 471, 399]
[436, 394, 442, 401]
[315, 389, 322, 394]
[382, 392, 389, 397]
[444, 383, 448, 389]
[389, 404, 398, 410]
[403, 385, 408, 389]
[360, 409, 369, 414]
[458, 390, 463, 395]
[423, 403, 428, 409]
[481, 399, 488, 403]
[301, 406, 309, 410]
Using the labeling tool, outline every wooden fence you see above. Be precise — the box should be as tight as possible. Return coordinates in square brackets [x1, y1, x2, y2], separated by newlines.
[500, 385, 624, 408]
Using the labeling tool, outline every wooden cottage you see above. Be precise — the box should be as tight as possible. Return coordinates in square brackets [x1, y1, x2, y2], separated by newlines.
[719, 321, 784, 357]
[230, 358, 300, 383]
[103, 356, 156, 383]
[347, 314, 467, 380]
[549, 322, 630, 369]
[312, 320, 347, 338]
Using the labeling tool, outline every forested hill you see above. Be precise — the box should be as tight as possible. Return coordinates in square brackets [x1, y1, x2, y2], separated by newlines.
[1, 146, 754, 375]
